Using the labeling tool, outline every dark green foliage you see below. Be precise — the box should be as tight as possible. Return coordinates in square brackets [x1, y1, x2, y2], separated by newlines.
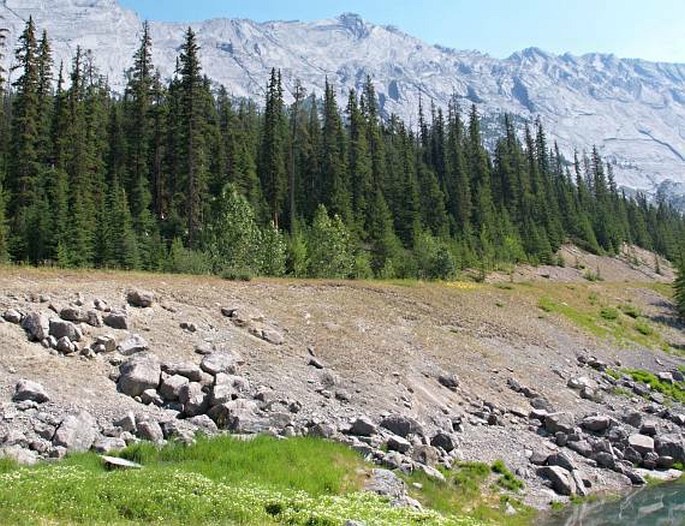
[1, 19, 684, 281]
[675, 261, 685, 320]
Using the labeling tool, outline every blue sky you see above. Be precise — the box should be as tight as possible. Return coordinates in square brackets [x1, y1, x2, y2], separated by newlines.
[118, 0, 685, 63]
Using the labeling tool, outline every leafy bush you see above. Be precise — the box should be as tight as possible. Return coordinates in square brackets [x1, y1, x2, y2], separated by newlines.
[164, 238, 211, 275]
[619, 303, 642, 319]
[491, 460, 524, 492]
[634, 318, 654, 336]
[600, 307, 619, 321]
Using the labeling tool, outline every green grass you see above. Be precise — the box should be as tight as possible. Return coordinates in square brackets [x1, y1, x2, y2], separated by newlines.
[619, 303, 642, 319]
[0, 436, 487, 526]
[404, 462, 534, 526]
[491, 460, 524, 492]
[534, 285, 668, 350]
[624, 369, 685, 404]
[600, 307, 620, 321]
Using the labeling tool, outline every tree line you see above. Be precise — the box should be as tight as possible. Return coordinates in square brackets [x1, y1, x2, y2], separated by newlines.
[1, 18, 684, 280]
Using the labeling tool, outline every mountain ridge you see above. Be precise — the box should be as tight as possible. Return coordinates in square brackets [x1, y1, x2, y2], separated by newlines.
[2, 0, 684, 199]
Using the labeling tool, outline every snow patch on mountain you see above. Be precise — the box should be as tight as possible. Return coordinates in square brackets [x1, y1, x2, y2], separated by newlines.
[2, 0, 684, 198]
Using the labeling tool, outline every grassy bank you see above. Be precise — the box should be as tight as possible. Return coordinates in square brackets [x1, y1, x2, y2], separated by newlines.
[0, 435, 529, 525]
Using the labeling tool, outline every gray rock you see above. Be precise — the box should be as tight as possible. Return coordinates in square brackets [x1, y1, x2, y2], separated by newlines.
[117, 353, 161, 397]
[628, 434, 655, 456]
[57, 335, 77, 353]
[537, 465, 576, 496]
[642, 451, 659, 470]
[623, 446, 643, 466]
[94, 335, 117, 353]
[101, 455, 142, 470]
[13, 379, 50, 404]
[567, 439, 593, 458]
[656, 456, 675, 469]
[365, 468, 406, 499]
[412, 445, 439, 466]
[657, 372, 674, 384]
[118, 334, 149, 356]
[49, 319, 82, 342]
[140, 389, 164, 406]
[672, 414, 685, 427]
[93, 437, 127, 453]
[380, 415, 424, 438]
[114, 412, 137, 433]
[164, 362, 204, 382]
[308, 357, 325, 369]
[53, 411, 98, 452]
[430, 431, 457, 452]
[3, 309, 22, 324]
[208, 399, 261, 432]
[544, 412, 576, 435]
[179, 321, 197, 333]
[59, 306, 88, 323]
[387, 434, 411, 453]
[103, 311, 130, 330]
[571, 470, 588, 497]
[188, 415, 219, 434]
[21, 312, 50, 341]
[126, 289, 155, 308]
[309, 423, 336, 439]
[639, 421, 658, 437]
[137, 420, 164, 443]
[350, 416, 377, 437]
[593, 451, 615, 469]
[158, 374, 190, 402]
[179, 382, 208, 417]
[547, 451, 576, 472]
[581, 415, 612, 432]
[200, 351, 241, 376]
[567, 376, 595, 390]
[530, 397, 553, 412]
[0, 446, 38, 465]
[655, 435, 685, 463]
[622, 411, 643, 429]
[437, 373, 459, 391]
[86, 310, 103, 327]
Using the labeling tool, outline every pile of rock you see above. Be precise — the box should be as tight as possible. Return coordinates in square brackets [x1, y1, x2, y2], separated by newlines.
[530, 408, 685, 496]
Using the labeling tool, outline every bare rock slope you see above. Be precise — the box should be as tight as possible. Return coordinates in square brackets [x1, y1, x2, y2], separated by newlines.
[0, 247, 684, 507]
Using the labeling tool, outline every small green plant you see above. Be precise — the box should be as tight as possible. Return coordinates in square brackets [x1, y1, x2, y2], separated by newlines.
[491, 460, 524, 492]
[619, 303, 642, 319]
[588, 292, 599, 305]
[624, 369, 685, 403]
[538, 297, 555, 313]
[583, 267, 603, 282]
[600, 307, 619, 321]
[220, 266, 253, 281]
[634, 318, 654, 336]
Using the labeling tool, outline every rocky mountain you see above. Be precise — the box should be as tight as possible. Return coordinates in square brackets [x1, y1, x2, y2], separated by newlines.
[2, 0, 685, 199]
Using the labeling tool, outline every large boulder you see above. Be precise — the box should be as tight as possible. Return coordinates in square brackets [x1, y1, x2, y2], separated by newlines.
[179, 382, 208, 417]
[207, 399, 262, 432]
[380, 415, 424, 438]
[537, 465, 576, 496]
[544, 412, 576, 435]
[365, 468, 406, 499]
[437, 373, 460, 391]
[628, 434, 655, 456]
[158, 374, 190, 402]
[431, 431, 457, 452]
[53, 411, 98, 452]
[12, 379, 50, 404]
[581, 415, 612, 433]
[126, 289, 156, 308]
[349, 416, 377, 437]
[117, 334, 149, 356]
[655, 435, 685, 463]
[200, 352, 242, 376]
[59, 306, 89, 323]
[21, 312, 50, 342]
[103, 311, 130, 330]
[49, 319, 82, 342]
[117, 353, 161, 397]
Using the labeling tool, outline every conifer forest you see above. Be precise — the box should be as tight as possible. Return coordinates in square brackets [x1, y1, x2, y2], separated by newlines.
[2, 19, 684, 280]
